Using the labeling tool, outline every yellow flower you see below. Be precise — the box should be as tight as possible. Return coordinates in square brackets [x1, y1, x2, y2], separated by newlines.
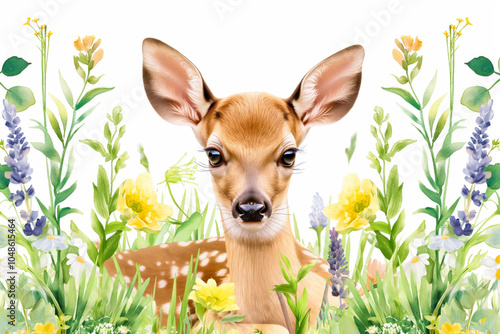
[91, 48, 104, 67]
[466, 17, 472, 25]
[48, 31, 53, 37]
[34, 31, 40, 36]
[400, 35, 422, 52]
[117, 172, 173, 233]
[457, 18, 464, 23]
[33, 322, 57, 334]
[32, 18, 40, 23]
[189, 278, 239, 312]
[444, 31, 449, 37]
[451, 24, 456, 30]
[24, 17, 31, 25]
[439, 322, 464, 334]
[40, 24, 46, 30]
[323, 174, 378, 234]
[457, 32, 462, 36]
[74, 35, 101, 52]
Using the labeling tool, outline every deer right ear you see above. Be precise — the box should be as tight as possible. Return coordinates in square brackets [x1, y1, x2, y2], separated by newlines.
[142, 38, 215, 127]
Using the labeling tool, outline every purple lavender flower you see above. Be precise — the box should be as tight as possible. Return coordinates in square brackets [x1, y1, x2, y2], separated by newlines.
[451, 100, 494, 238]
[328, 227, 349, 307]
[2, 100, 46, 236]
[309, 192, 327, 230]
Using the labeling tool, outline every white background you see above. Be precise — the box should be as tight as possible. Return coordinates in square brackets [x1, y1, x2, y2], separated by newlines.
[1, 0, 500, 262]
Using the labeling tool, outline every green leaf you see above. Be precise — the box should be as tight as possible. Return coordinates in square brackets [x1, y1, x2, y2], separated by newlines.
[5, 86, 35, 112]
[47, 108, 63, 143]
[345, 133, 357, 164]
[388, 139, 416, 158]
[55, 182, 77, 206]
[0, 165, 12, 189]
[422, 71, 437, 109]
[76, 103, 99, 124]
[368, 221, 391, 234]
[428, 93, 447, 132]
[31, 141, 60, 162]
[375, 232, 393, 259]
[436, 141, 465, 162]
[36, 197, 57, 227]
[93, 183, 109, 220]
[391, 210, 405, 240]
[419, 182, 441, 205]
[432, 108, 450, 143]
[88, 74, 104, 85]
[105, 221, 129, 235]
[58, 207, 83, 219]
[220, 314, 246, 323]
[484, 164, 500, 190]
[91, 210, 105, 241]
[97, 165, 110, 200]
[49, 93, 68, 132]
[59, 71, 73, 107]
[104, 123, 112, 142]
[382, 87, 420, 110]
[73, 56, 86, 81]
[466, 56, 494, 76]
[172, 212, 202, 242]
[387, 184, 403, 220]
[137, 144, 150, 173]
[297, 262, 316, 282]
[414, 207, 438, 219]
[112, 106, 123, 125]
[75, 87, 114, 110]
[437, 197, 460, 229]
[392, 75, 409, 85]
[398, 103, 420, 124]
[461, 86, 491, 112]
[485, 226, 500, 249]
[1, 56, 30, 76]
[421, 149, 438, 191]
[115, 151, 129, 174]
[100, 232, 122, 265]
[80, 139, 108, 159]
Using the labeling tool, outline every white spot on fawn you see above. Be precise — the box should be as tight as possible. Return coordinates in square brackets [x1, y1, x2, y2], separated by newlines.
[216, 253, 227, 263]
[160, 244, 168, 248]
[127, 260, 134, 266]
[196, 240, 204, 244]
[181, 266, 189, 275]
[162, 303, 171, 314]
[124, 276, 131, 284]
[207, 237, 218, 243]
[117, 254, 123, 259]
[216, 268, 228, 276]
[140, 265, 146, 272]
[170, 265, 179, 277]
[196, 272, 203, 278]
[158, 280, 167, 288]
[200, 258, 209, 267]
[209, 250, 219, 256]
[178, 241, 192, 247]
[199, 251, 209, 260]
[157, 261, 162, 266]
[176, 303, 182, 315]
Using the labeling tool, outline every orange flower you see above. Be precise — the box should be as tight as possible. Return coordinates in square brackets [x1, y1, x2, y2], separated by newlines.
[366, 259, 386, 288]
[40, 24, 46, 30]
[466, 17, 472, 25]
[457, 18, 464, 23]
[91, 49, 104, 67]
[48, 31, 53, 37]
[74, 35, 100, 52]
[34, 31, 39, 36]
[32, 18, 40, 23]
[450, 24, 456, 30]
[444, 31, 449, 37]
[457, 32, 462, 36]
[401, 35, 422, 52]
[24, 17, 31, 25]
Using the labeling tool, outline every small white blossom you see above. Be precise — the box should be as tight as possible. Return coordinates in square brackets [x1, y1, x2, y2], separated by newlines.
[428, 235, 463, 251]
[32, 235, 67, 252]
[117, 326, 130, 334]
[401, 246, 429, 282]
[67, 243, 95, 279]
[480, 255, 500, 293]
[92, 323, 114, 334]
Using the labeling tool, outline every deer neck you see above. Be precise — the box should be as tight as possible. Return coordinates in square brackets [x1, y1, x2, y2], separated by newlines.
[223, 201, 301, 323]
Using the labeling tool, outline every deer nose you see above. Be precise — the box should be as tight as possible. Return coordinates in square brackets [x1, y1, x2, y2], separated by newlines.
[232, 191, 272, 222]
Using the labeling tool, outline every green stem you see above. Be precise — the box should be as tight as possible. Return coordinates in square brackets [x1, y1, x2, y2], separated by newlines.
[166, 181, 189, 218]
[0, 81, 8, 90]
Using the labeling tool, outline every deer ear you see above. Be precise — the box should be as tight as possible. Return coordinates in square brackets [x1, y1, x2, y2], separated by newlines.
[288, 45, 364, 127]
[143, 38, 215, 126]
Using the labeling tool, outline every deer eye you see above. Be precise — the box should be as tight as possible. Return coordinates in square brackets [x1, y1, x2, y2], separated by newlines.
[205, 148, 223, 167]
[280, 149, 297, 167]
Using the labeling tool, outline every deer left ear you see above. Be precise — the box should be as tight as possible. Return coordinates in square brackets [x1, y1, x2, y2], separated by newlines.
[288, 45, 364, 127]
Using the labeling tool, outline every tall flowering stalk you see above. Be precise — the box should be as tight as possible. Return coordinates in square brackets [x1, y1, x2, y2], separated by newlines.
[309, 192, 327, 255]
[2, 100, 47, 236]
[328, 227, 348, 309]
[450, 100, 494, 237]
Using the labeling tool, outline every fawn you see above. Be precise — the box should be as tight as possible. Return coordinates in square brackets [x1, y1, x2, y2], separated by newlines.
[105, 38, 364, 333]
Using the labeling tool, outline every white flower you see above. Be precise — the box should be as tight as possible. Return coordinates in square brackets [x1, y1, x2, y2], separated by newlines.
[401, 245, 429, 281]
[366, 326, 380, 334]
[92, 323, 114, 334]
[69, 237, 84, 248]
[410, 238, 426, 249]
[67, 243, 94, 280]
[32, 235, 68, 252]
[116, 326, 130, 334]
[480, 255, 500, 293]
[428, 235, 463, 251]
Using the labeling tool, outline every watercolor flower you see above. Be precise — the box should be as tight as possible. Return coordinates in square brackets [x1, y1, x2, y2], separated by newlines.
[74, 35, 98, 52]
[189, 278, 239, 312]
[32, 322, 57, 334]
[365, 258, 386, 288]
[428, 235, 464, 252]
[328, 227, 348, 307]
[439, 322, 464, 334]
[323, 174, 378, 234]
[32, 235, 67, 252]
[67, 243, 94, 280]
[401, 243, 429, 281]
[309, 192, 327, 230]
[163, 154, 198, 185]
[466, 17, 472, 25]
[118, 172, 173, 233]
[480, 255, 500, 293]
[393, 35, 422, 67]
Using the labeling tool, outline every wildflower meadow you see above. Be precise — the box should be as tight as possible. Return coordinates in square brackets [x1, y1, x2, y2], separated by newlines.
[1, 5, 500, 334]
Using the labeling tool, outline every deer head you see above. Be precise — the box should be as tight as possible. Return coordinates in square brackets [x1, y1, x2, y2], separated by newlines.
[142, 38, 364, 244]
